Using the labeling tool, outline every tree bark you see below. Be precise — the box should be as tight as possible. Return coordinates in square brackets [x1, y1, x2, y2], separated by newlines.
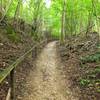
[61, 0, 66, 44]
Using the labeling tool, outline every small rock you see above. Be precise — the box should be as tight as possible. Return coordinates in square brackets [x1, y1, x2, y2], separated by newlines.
[3, 62, 6, 67]
[17, 96, 23, 100]
[5, 81, 9, 84]
[0, 43, 4, 46]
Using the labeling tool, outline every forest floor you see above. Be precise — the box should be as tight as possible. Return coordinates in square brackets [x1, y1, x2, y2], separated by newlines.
[58, 32, 100, 100]
[0, 24, 36, 100]
[16, 41, 79, 100]
[16, 33, 100, 100]
[0, 22, 100, 100]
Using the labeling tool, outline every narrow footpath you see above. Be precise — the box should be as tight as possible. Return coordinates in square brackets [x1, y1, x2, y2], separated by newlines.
[17, 41, 79, 100]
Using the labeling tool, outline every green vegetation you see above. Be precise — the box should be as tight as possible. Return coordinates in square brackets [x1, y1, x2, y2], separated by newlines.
[6, 25, 20, 42]
[0, 0, 100, 99]
[80, 79, 90, 86]
[80, 52, 100, 63]
[0, 0, 100, 43]
[80, 52, 100, 93]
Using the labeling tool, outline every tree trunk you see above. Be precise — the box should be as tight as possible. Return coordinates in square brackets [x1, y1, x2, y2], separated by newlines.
[13, 0, 21, 30]
[61, 0, 66, 44]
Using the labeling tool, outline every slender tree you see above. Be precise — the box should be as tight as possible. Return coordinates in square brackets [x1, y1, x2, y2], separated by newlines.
[61, 0, 66, 44]
[0, 0, 13, 22]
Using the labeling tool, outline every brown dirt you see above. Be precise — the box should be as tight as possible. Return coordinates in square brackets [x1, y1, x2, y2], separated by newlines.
[58, 32, 100, 100]
[16, 41, 80, 100]
[1, 28, 100, 100]
[0, 26, 35, 100]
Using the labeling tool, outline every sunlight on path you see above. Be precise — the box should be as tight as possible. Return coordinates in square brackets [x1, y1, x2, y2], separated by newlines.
[20, 41, 79, 100]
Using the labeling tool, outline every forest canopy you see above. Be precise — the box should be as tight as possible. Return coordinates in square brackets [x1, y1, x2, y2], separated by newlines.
[0, 0, 100, 38]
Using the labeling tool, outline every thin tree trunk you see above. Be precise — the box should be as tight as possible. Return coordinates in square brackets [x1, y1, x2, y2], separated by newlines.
[13, 0, 21, 30]
[61, 0, 66, 44]
[86, 0, 94, 36]
[1, 0, 2, 11]
[86, 12, 92, 35]
[92, 0, 100, 32]
[13, 0, 21, 20]
[0, 0, 13, 23]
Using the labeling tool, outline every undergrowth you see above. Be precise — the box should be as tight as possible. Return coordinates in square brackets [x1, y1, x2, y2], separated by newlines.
[6, 25, 20, 43]
[79, 53, 100, 93]
[80, 52, 100, 63]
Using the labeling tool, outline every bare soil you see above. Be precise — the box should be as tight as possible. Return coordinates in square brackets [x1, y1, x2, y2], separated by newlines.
[16, 41, 80, 100]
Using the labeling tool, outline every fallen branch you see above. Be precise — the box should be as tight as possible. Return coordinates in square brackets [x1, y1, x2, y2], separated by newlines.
[6, 88, 11, 100]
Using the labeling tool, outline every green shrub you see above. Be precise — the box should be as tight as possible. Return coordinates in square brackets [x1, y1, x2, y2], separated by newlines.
[79, 79, 90, 86]
[88, 67, 100, 78]
[80, 52, 100, 63]
[94, 67, 100, 74]
[6, 26, 20, 42]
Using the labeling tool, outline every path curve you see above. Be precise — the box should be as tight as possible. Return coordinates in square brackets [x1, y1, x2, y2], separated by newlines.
[18, 41, 79, 100]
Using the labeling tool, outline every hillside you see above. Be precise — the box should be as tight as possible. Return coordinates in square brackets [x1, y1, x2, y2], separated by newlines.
[0, 22, 36, 99]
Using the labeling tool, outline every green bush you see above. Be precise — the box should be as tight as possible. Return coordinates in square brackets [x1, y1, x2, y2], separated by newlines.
[79, 79, 90, 86]
[6, 26, 20, 42]
[80, 52, 100, 63]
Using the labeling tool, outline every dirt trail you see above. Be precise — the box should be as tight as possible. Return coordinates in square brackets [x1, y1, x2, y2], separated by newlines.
[19, 41, 79, 100]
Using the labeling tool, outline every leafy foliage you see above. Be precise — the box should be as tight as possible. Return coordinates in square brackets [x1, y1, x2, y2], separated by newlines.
[79, 79, 90, 86]
[6, 25, 20, 42]
[0, 0, 100, 39]
[80, 52, 100, 63]
[80, 52, 100, 92]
